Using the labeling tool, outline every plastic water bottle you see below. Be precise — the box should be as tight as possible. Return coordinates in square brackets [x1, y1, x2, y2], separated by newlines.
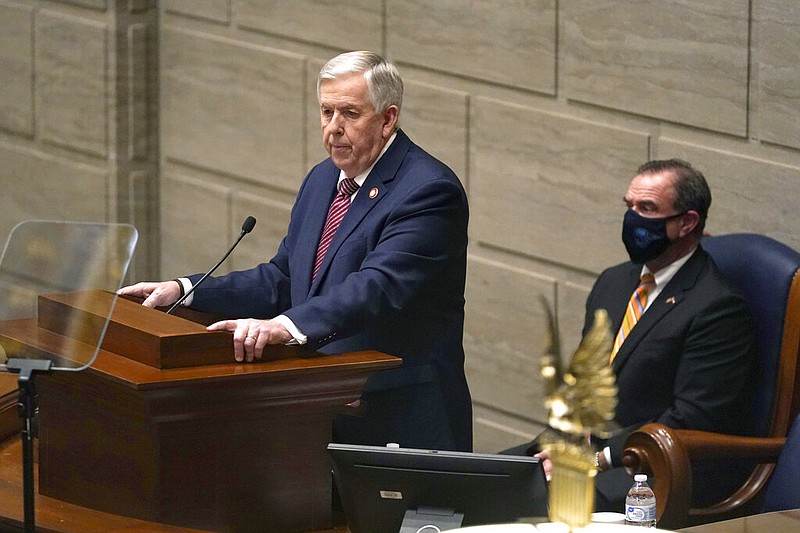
[625, 474, 657, 527]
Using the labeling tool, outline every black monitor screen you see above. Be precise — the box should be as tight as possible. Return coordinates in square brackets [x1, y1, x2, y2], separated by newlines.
[328, 443, 549, 533]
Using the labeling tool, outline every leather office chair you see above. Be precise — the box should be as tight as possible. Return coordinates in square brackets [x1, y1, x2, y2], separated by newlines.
[762, 412, 800, 513]
[622, 233, 800, 529]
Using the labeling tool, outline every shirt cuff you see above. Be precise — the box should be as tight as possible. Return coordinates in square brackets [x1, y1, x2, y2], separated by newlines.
[602, 446, 613, 468]
[176, 277, 193, 306]
[273, 314, 307, 345]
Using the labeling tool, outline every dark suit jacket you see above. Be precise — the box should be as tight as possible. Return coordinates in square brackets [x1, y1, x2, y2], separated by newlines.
[585, 247, 757, 507]
[186, 130, 473, 452]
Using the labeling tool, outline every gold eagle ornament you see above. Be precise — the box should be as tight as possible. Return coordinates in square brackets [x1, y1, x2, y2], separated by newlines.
[538, 298, 620, 530]
[540, 298, 618, 438]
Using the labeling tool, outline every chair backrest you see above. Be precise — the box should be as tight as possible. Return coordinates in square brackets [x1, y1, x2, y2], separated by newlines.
[761, 412, 800, 513]
[702, 233, 800, 439]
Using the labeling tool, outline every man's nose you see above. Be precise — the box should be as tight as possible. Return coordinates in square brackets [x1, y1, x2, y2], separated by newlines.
[326, 111, 344, 133]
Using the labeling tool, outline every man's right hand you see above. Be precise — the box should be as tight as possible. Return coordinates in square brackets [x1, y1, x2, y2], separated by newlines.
[534, 449, 553, 482]
[117, 280, 181, 308]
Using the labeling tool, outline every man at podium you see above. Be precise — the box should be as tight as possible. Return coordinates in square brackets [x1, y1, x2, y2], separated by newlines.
[119, 50, 473, 453]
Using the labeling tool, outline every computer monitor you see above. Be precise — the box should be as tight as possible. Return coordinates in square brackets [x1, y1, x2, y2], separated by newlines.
[328, 443, 549, 533]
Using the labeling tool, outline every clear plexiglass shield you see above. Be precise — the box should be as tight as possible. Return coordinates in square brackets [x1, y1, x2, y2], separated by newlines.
[0, 220, 138, 372]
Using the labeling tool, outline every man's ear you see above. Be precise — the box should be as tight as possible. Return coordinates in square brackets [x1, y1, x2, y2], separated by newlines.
[680, 210, 700, 237]
[382, 105, 399, 137]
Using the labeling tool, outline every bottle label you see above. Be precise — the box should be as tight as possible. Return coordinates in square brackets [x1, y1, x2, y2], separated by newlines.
[626, 504, 656, 522]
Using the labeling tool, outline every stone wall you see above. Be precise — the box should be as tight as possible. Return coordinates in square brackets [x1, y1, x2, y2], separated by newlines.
[0, 0, 159, 279]
[2, 0, 799, 452]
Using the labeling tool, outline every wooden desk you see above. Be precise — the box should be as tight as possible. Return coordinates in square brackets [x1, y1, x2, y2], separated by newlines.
[0, 436, 351, 533]
[0, 373, 17, 442]
[678, 509, 800, 533]
[0, 292, 400, 532]
[0, 436, 214, 532]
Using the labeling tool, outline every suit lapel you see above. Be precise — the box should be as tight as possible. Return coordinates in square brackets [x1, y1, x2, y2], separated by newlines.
[607, 266, 644, 333]
[309, 130, 411, 293]
[611, 249, 706, 370]
[294, 167, 339, 294]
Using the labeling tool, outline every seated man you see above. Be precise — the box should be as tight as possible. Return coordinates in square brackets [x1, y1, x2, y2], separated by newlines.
[511, 159, 757, 512]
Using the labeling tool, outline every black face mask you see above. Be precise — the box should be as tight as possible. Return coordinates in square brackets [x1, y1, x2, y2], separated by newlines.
[621, 209, 684, 264]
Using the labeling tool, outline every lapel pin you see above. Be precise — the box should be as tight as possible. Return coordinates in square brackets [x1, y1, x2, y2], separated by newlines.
[369, 187, 379, 199]
[666, 296, 677, 304]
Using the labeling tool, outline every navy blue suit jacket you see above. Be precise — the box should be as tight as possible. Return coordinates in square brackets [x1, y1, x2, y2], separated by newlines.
[187, 130, 473, 451]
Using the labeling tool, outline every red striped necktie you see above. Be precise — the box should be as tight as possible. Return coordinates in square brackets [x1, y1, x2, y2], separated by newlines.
[312, 178, 360, 281]
[610, 273, 656, 363]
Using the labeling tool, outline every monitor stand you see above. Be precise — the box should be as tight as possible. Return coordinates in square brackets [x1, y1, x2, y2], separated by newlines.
[399, 506, 465, 533]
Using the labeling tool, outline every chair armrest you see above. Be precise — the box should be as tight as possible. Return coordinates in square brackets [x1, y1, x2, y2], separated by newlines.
[622, 423, 785, 529]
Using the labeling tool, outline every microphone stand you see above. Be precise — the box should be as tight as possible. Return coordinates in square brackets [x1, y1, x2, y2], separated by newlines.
[6, 357, 53, 533]
[166, 216, 256, 315]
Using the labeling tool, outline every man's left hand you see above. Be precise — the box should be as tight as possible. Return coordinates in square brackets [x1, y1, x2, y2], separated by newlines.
[207, 318, 293, 362]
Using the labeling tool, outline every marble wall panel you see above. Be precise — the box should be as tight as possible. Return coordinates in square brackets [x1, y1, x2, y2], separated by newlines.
[659, 140, 800, 252]
[564, 0, 749, 136]
[304, 58, 329, 171]
[557, 279, 595, 365]
[127, 23, 150, 161]
[236, 0, 381, 51]
[473, 404, 541, 453]
[36, 10, 108, 156]
[757, 0, 800, 150]
[388, 0, 557, 94]
[160, 174, 230, 279]
[161, 29, 305, 191]
[230, 194, 292, 273]
[471, 97, 649, 273]
[128, 0, 150, 12]
[466, 263, 596, 453]
[0, 3, 33, 136]
[53, 0, 107, 9]
[0, 144, 106, 240]
[464, 255, 555, 423]
[163, 0, 229, 23]
[127, 169, 155, 282]
[468, 272, 599, 452]
[401, 80, 469, 183]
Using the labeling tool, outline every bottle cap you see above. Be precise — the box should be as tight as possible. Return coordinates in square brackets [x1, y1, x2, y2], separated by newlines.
[634, 474, 647, 482]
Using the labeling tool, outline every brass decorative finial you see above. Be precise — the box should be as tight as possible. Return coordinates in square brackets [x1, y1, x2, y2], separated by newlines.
[541, 305, 617, 438]
[539, 297, 617, 530]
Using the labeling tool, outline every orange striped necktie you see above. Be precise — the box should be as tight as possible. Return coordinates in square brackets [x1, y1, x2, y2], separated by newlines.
[610, 273, 656, 363]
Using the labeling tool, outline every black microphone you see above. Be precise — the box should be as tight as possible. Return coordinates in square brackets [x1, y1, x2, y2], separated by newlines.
[166, 216, 257, 314]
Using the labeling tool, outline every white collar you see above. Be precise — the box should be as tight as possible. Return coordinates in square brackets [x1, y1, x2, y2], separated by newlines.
[639, 247, 698, 310]
[338, 132, 398, 188]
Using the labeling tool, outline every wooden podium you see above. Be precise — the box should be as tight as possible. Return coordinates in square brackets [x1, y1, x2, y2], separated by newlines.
[0, 290, 400, 532]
